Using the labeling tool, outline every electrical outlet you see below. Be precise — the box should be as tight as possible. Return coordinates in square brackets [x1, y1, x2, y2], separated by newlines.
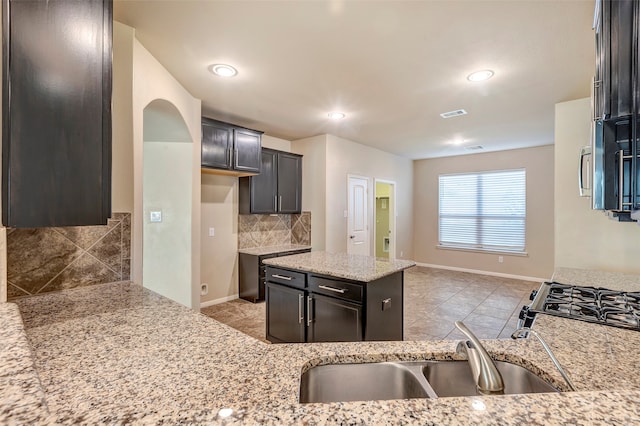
[498, 256, 504, 263]
[208, 227, 215, 237]
[400, 251, 404, 257]
[201, 283, 208, 296]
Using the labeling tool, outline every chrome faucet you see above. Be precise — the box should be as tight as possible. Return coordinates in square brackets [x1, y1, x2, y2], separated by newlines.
[511, 327, 576, 391]
[454, 321, 505, 395]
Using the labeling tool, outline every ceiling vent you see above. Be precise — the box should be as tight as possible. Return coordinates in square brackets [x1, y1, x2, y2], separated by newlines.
[465, 145, 484, 151]
[440, 109, 468, 119]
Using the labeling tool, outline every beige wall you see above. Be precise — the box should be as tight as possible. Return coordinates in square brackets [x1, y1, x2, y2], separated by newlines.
[130, 29, 202, 309]
[325, 135, 414, 258]
[112, 22, 135, 213]
[413, 145, 555, 280]
[292, 134, 414, 259]
[143, 140, 194, 307]
[555, 98, 640, 273]
[291, 135, 327, 251]
[199, 135, 292, 305]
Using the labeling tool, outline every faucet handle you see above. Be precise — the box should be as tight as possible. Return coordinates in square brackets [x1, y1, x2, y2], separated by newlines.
[455, 321, 505, 395]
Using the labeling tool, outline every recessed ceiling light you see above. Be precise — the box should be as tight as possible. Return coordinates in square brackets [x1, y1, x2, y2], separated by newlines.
[328, 112, 346, 120]
[209, 64, 237, 77]
[467, 69, 494, 82]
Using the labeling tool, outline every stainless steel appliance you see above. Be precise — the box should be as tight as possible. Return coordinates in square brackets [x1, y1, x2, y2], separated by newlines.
[518, 281, 640, 331]
[581, 0, 640, 222]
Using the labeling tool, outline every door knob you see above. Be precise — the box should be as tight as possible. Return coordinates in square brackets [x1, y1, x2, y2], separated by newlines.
[349, 235, 355, 239]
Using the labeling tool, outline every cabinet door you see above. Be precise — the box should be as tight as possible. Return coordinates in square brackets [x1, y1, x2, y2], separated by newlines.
[266, 282, 306, 343]
[233, 129, 261, 173]
[250, 149, 278, 213]
[593, 0, 607, 120]
[201, 119, 232, 169]
[3, 0, 112, 227]
[277, 152, 302, 213]
[608, 0, 636, 119]
[308, 293, 363, 343]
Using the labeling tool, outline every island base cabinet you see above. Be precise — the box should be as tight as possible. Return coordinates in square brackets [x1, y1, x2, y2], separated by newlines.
[308, 294, 363, 342]
[265, 282, 305, 343]
[365, 273, 404, 341]
[265, 265, 405, 343]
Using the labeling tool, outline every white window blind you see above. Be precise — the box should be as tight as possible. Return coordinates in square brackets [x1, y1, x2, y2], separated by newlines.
[438, 169, 526, 253]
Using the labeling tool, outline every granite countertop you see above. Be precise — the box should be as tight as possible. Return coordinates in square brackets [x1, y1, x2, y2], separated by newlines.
[3, 272, 640, 424]
[263, 251, 417, 282]
[553, 266, 640, 292]
[238, 244, 312, 256]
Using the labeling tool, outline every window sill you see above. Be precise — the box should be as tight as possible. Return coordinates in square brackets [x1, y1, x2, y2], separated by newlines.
[436, 245, 529, 257]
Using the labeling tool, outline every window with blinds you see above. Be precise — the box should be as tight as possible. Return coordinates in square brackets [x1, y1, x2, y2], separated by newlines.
[438, 169, 526, 253]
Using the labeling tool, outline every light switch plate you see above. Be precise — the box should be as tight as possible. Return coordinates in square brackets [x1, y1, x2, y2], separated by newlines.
[150, 211, 162, 222]
[208, 227, 215, 237]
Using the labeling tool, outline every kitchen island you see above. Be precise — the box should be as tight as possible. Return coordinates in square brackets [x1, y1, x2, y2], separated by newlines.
[2, 272, 640, 424]
[263, 252, 415, 343]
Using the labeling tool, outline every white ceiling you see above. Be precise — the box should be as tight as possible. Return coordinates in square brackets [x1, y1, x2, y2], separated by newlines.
[113, 0, 595, 160]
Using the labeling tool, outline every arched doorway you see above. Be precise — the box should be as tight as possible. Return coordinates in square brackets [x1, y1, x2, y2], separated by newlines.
[141, 99, 194, 307]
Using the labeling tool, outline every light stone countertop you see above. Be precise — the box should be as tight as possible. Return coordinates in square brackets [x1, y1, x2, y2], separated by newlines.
[238, 244, 312, 256]
[2, 270, 640, 424]
[263, 251, 416, 282]
[553, 266, 640, 292]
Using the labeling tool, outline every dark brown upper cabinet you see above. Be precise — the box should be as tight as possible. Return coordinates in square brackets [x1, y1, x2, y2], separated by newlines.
[593, 0, 640, 121]
[239, 148, 302, 214]
[2, 0, 112, 227]
[201, 117, 262, 176]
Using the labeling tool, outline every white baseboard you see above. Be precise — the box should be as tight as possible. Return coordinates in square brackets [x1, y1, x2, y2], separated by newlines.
[414, 262, 546, 283]
[200, 294, 239, 308]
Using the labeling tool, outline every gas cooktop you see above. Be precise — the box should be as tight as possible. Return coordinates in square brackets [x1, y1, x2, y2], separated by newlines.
[526, 281, 640, 331]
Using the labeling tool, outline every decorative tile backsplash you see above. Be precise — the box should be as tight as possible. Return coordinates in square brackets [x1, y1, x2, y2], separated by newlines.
[6, 213, 131, 300]
[238, 212, 311, 249]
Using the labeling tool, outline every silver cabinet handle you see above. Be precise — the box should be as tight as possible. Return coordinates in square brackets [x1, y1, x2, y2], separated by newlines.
[619, 150, 624, 210]
[307, 296, 313, 327]
[272, 274, 292, 281]
[298, 294, 304, 324]
[274, 195, 277, 211]
[279, 196, 282, 211]
[227, 148, 232, 166]
[579, 145, 591, 197]
[318, 285, 347, 294]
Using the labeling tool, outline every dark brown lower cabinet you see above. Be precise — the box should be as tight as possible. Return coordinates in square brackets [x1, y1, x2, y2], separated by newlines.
[239, 248, 311, 303]
[307, 293, 363, 342]
[265, 266, 403, 343]
[265, 282, 305, 343]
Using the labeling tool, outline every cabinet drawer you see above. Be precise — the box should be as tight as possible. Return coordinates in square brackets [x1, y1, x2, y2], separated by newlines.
[309, 276, 363, 304]
[266, 267, 306, 289]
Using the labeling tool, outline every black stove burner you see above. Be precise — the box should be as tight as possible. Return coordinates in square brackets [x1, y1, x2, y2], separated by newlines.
[535, 281, 640, 331]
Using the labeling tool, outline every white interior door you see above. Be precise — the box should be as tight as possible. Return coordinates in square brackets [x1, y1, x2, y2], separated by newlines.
[347, 175, 370, 255]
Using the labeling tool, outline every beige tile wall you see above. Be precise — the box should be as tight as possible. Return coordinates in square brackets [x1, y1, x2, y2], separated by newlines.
[6, 213, 131, 299]
[238, 212, 311, 249]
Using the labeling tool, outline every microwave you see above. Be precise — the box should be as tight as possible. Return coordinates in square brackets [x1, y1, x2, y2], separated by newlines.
[580, 117, 639, 221]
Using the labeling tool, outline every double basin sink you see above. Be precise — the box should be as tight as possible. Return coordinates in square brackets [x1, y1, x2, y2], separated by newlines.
[300, 359, 558, 403]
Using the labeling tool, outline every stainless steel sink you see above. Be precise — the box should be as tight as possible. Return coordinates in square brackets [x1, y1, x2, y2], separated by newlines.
[422, 360, 559, 397]
[299, 360, 558, 403]
[299, 361, 437, 403]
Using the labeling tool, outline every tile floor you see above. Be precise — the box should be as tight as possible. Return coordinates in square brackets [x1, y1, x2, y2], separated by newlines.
[200, 266, 540, 343]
